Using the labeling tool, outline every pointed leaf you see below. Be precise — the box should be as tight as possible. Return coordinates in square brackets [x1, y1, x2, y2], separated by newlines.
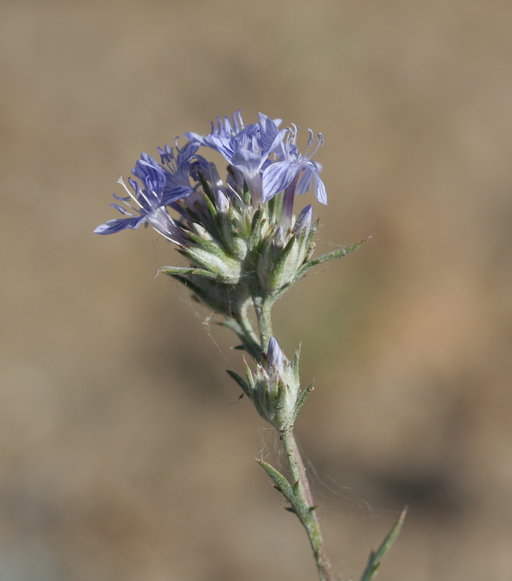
[249, 208, 264, 249]
[159, 266, 219, 280]
[226, 370, 252, 398]
[359, 508, 407, 581]
[270, 236, 297, 290]
[257, 460, 295, 505]
[167, 274, 223, 313]
[292, 385, 314, 424]
[297, 236, 373, 279]
[183, 232, 229, 258]
[220, 317, 244, 336]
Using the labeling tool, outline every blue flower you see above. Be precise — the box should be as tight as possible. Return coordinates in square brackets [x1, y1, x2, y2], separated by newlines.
[157, 139, 201, 197]
[186, 111, 285, 204]
[262, 126, 327, 228]
[95, 112, 327, 255]
[94, 138, 204, 238]
[95, 113, 338, 313]
[94, 159, 190, 240]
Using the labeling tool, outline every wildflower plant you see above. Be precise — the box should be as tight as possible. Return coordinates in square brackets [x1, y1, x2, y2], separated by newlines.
[95, 111, 405, 581]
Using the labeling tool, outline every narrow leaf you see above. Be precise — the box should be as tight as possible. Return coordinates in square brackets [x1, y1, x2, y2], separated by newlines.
[249, 208, 264, 249]
[297, 236, 373, 278]
[257, 460, 295, 505]
[292, 385, 314, 424]
[182, 232, 229, 258]
[226, 370, 252, 398]
[158, 266, 218, 280]
[220, 317, 243, 336]
[359, 508, 407, 581]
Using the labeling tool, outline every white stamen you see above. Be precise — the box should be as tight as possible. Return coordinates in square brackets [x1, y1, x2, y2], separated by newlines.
[152, 227, 177, 243]
[117, 177, 143, 209]
[227, 182, 244, 204]
[138, 188, 154, 209]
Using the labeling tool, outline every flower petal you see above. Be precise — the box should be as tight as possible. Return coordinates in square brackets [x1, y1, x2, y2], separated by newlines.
[93, 215, 143, 235]
[262, 161, 297, 201]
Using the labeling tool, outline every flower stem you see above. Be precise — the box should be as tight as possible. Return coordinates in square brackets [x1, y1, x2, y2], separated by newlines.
[250, 296, 333, 581]
[253, 297, 274, 350]
[281, 429, 333, 581]
[233, 304, 263, 360]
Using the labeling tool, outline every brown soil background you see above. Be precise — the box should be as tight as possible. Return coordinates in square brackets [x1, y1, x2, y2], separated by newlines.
[1, 1, 511, 580]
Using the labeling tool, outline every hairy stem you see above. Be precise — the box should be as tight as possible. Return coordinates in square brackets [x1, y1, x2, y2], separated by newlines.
[253, 297, 274, 350]
[281, 429, 333, 581]
[241, 295, 333, 581]
[233, 304, 262, 360]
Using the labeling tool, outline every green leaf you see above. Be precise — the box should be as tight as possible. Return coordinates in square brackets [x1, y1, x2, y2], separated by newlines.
[243, 360, 254, 384]
[196, 172, 215, 201]
[158, 266, 219, 280]
[359, 508, 407, 581]
[226, 370, 252, 398]
[292, 385, 314, 424]
[166, 274, 236, 316]
[257, 460, 295, 506]
[297, 236, 373, 279]
[182, 232, 230, 259]
[249, 208, 263, 248]
[220, 317, 243, 336]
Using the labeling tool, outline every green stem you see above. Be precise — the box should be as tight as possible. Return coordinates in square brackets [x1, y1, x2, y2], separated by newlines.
[281, 429, 333, 581]
[253, 297, 274, 350]
[233, 304, 262, 361]
[245, 293, 332, 581]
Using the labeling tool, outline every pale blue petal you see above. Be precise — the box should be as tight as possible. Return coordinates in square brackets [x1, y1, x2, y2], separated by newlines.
[262, 161, 297, 201]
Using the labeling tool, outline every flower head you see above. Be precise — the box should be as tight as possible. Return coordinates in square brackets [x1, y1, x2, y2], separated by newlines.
[95, 111, 328, 311]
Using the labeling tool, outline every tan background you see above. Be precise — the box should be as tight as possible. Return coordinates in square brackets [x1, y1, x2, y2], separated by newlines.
[1, 1, 511, 580]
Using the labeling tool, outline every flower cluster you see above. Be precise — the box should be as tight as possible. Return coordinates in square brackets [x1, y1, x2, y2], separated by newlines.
[95, 111, 327, 317]
[228, 337, 308, 432]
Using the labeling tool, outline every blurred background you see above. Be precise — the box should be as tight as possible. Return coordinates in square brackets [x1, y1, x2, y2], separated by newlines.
[1, 0, 511, 579]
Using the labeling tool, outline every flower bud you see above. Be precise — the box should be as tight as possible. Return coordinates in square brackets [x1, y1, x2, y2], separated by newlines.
[255, 217, 316, 298]
[267, 336, 285, 372]
[293, 204, 313, 235]
[239, 337, 302, 432]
